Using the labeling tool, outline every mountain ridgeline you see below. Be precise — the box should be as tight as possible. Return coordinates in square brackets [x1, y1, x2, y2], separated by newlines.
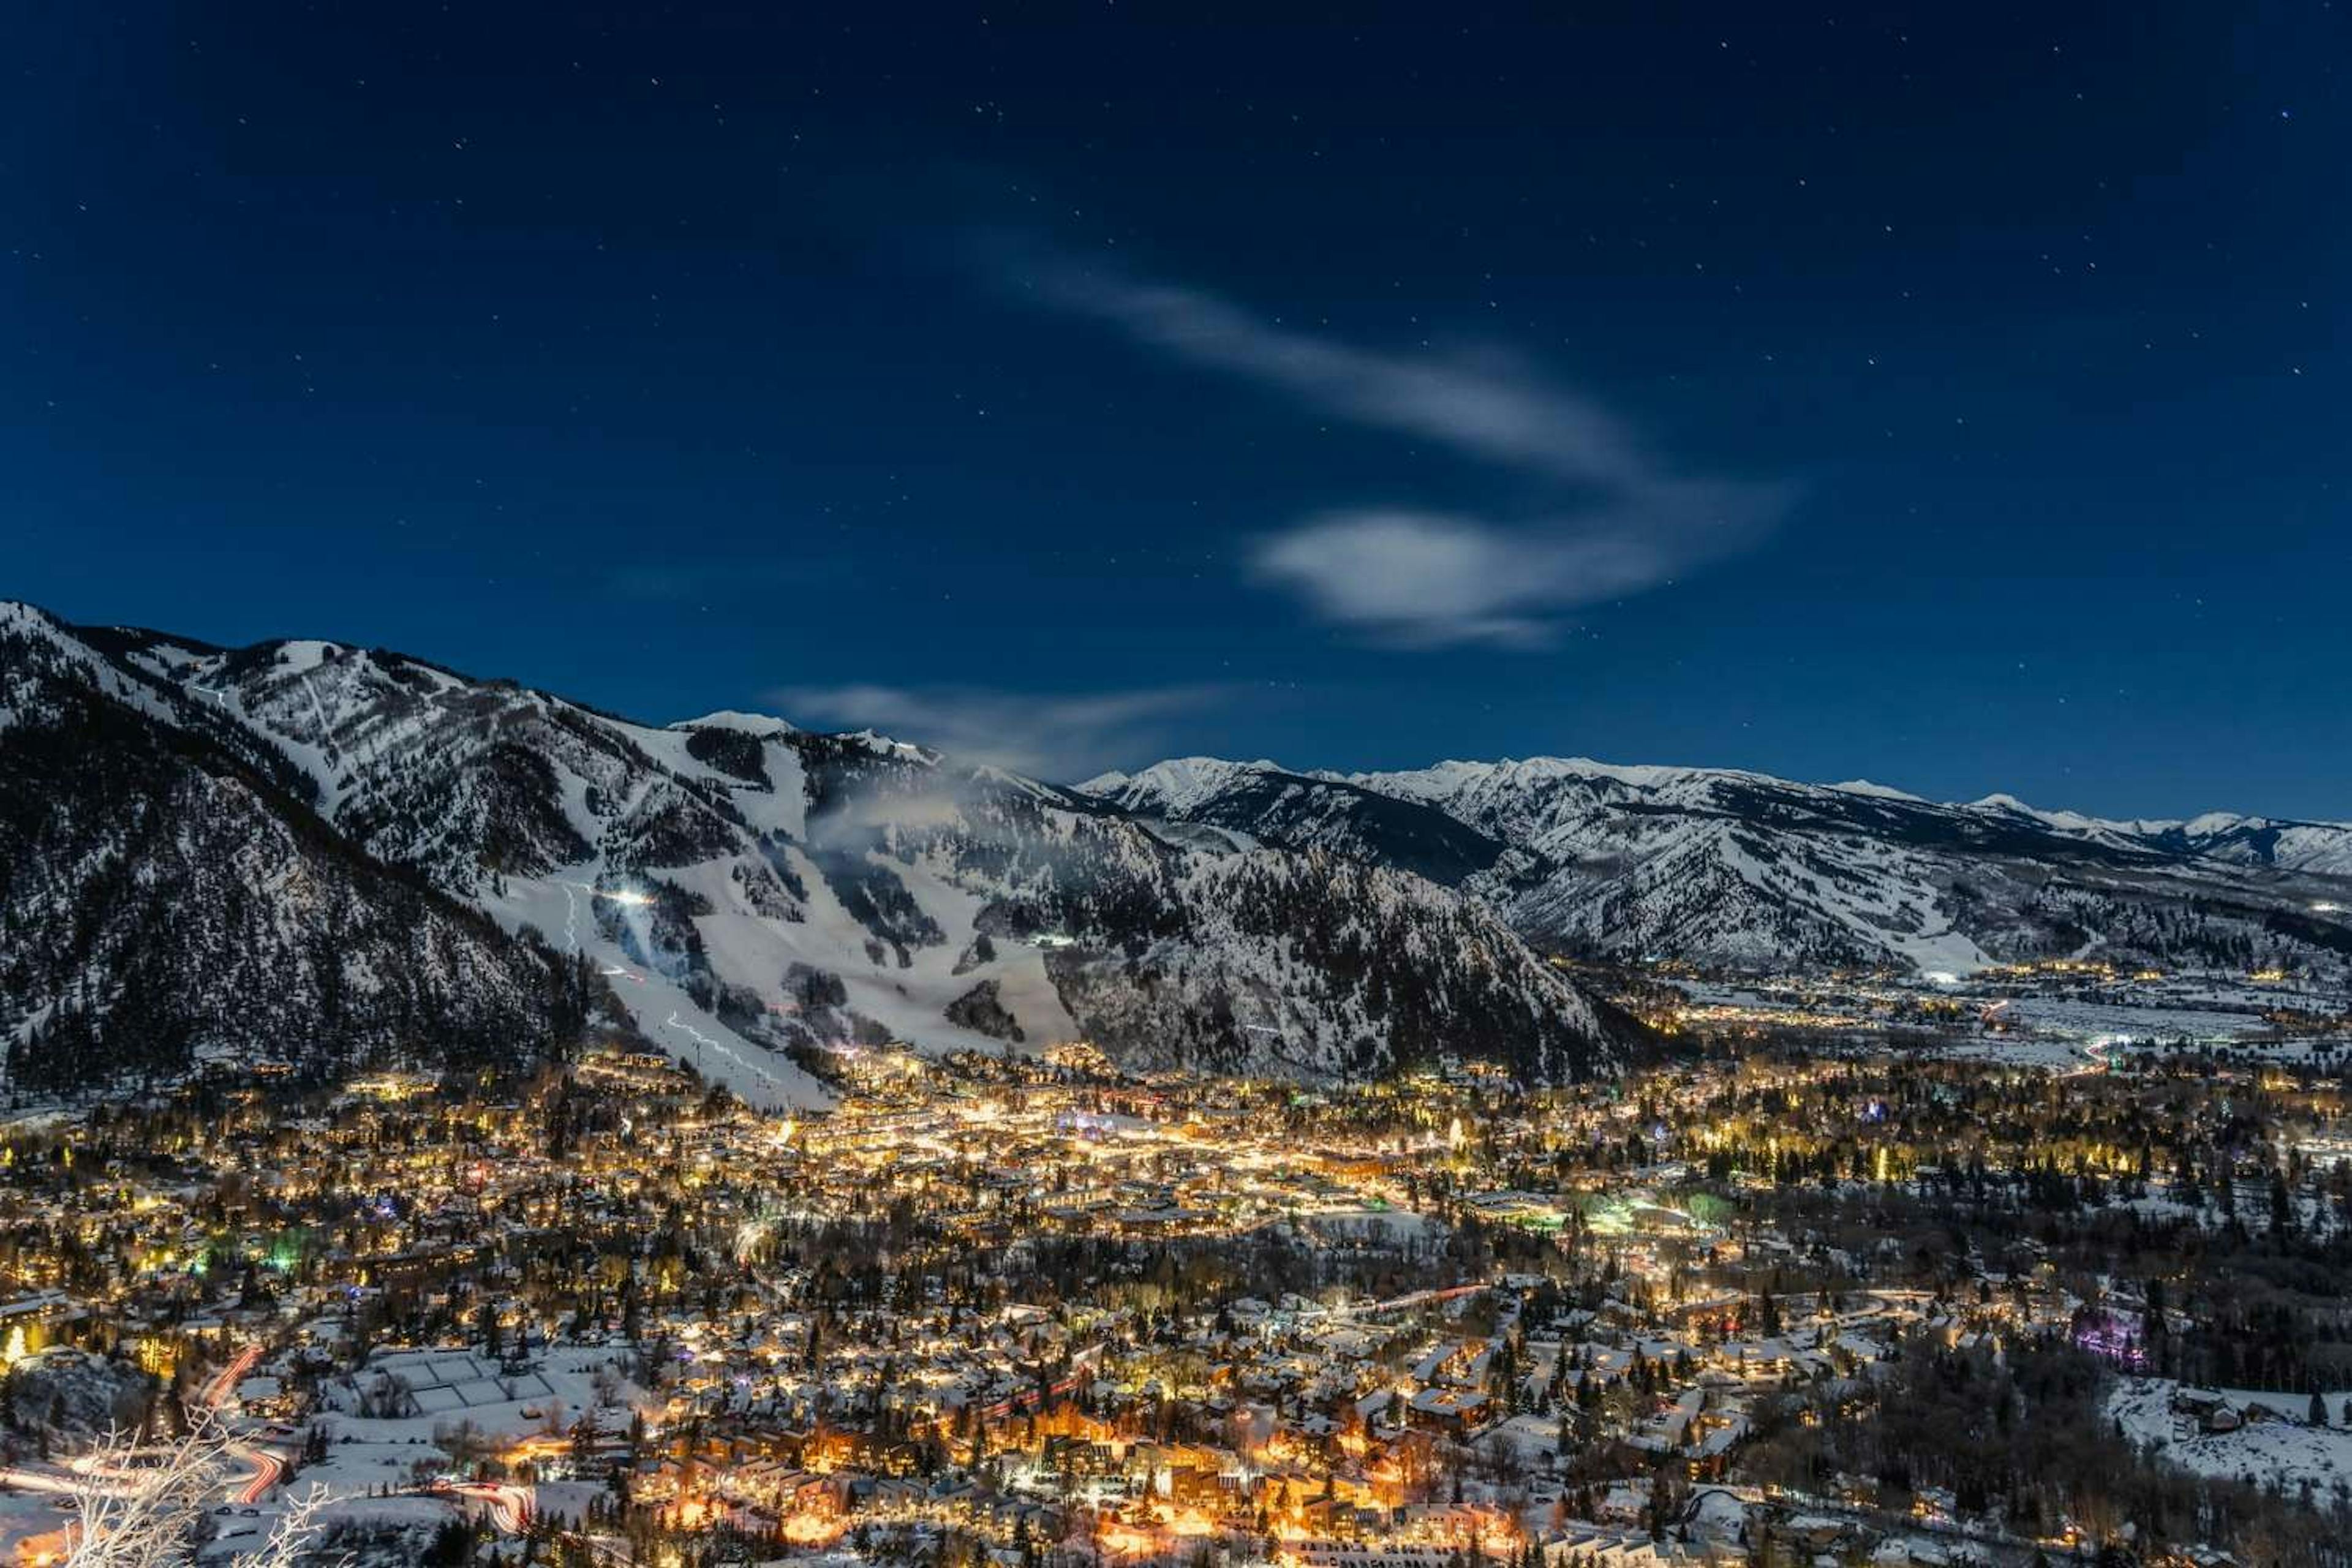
[15, 601, 2341, 1104]
[1080, 756, 2352, 981]
[0, 606, 597, 1095]
[0, 604, 1638, 1102]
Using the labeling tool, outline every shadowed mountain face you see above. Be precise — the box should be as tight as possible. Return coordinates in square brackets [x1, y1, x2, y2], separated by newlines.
[0, 603, 1642, 1101]
[1084, 756, 2352, 979]
[0, 605, 598, 1096]
[1077, 758, 1510, 887]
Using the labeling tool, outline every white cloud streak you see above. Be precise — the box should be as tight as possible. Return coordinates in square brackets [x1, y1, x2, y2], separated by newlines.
[1023, 254, 1791, 647]
[771, 681, 1227, 782]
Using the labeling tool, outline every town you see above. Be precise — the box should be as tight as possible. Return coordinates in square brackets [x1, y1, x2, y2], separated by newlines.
[0, 1001, 2346, 1568]
[17, 0, 2352, 1562]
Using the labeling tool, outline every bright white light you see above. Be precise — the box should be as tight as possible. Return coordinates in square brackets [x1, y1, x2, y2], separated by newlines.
[2315, 901, 2343, 914]
[559, 877, 654, 908]
[1923, 970, 1960, 987]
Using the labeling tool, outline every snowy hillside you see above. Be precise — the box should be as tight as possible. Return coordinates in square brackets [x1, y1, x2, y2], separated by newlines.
[1085, 753, 2352, 978]
[0, 605, 597, 1095]
[0, 603, 1640, 1099]
[1044, 850, 1626, 1081]
[1083, 758, 1508, 886]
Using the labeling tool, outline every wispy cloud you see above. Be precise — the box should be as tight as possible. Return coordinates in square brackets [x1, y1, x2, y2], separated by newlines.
[771, 682, 1227, 782]
[1248, 510, 1667, 650]
[1017, 249, 1790, 647]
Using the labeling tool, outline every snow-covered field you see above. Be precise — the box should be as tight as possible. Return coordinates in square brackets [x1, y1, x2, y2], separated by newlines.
[1996, 994, 2274, 1047]
[203, 1343, 650, 1556]
[2108, 1378, 2352, 1498]
[313, 1343, 641, 1447]
[1677, 974, 2343, 1074]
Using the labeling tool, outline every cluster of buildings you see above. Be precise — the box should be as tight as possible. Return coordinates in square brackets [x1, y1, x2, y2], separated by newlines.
[0, 1028, 2340, 1566]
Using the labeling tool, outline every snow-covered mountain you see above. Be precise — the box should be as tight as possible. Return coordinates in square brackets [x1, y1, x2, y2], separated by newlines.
[1083, 755, 2352, 978]
[0, 605, 1638, 1100]
[0, 603, 595, 1097]
[1071, 758, 1510, 885]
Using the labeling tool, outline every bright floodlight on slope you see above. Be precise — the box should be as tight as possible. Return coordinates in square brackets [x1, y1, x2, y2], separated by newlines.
[604, 888, 655, 907]
[2315, 901, 2343, 914]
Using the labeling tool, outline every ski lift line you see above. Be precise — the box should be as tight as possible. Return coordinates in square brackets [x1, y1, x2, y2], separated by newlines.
[295, 668, 336, 750]
[662, 1009, 790, 1095]
[662, 1010, 718, 1050]
[557, 876, 797, 1106]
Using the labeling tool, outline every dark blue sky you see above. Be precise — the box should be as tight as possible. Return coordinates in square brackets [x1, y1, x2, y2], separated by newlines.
[7, 3, 2347, 815]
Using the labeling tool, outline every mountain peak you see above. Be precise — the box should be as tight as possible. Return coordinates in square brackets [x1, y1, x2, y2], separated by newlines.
[1827, 778, 1926, 802]
[671, 709, 799, 737]
[1082, 756, 1289, 813]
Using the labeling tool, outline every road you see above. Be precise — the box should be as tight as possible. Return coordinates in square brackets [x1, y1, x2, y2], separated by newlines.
[1324, 1283, 1490, 1319]
[975, 1341, 1109, 1422]
[201, 1342, 265, 1412]
[0, 1460, 78, 1496]
[228, 1442, 284, 1506]
[201, 1341, 536, 1535]
[438, 1479, 536, 1534]
[198, 1341, 287, 1506]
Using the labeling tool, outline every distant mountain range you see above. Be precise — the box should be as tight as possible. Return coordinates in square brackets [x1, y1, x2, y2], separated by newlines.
[0, 604, 1634, 1101]
[1079, 756, 2352, 978]
[9, 600, 2344, 1102]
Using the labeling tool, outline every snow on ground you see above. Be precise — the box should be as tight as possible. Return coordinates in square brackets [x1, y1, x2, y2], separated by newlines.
[1997, 994, 2272, 1046]
[606, 715, 810, 843]
[1083, 757, 1291, 815]
[1882, 922, 1991, 976]
[247, 1344, 654, 1546]
[489, 793, 1093, 1104]
[492, 871, 834, 1110]
[530, 1480, 607, 1524]
[0, 1490, 69, 1564]
[1479, 1412, 1564, 1462]
[1298, 1207, 1438, 1243]
[1937, 1036, 2099, 1072]
[663, 846, 1077, 1057]
[2108, 1378, 2352, 1498]
[0, 1346, 643, 1562]
[316, 1343, 642, 1448]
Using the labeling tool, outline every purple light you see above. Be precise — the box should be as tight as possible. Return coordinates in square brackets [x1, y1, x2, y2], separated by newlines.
[2071, 1308, 2147, 1372]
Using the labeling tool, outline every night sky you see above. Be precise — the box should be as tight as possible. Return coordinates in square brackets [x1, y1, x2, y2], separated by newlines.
[8, 4, 2348, 815]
